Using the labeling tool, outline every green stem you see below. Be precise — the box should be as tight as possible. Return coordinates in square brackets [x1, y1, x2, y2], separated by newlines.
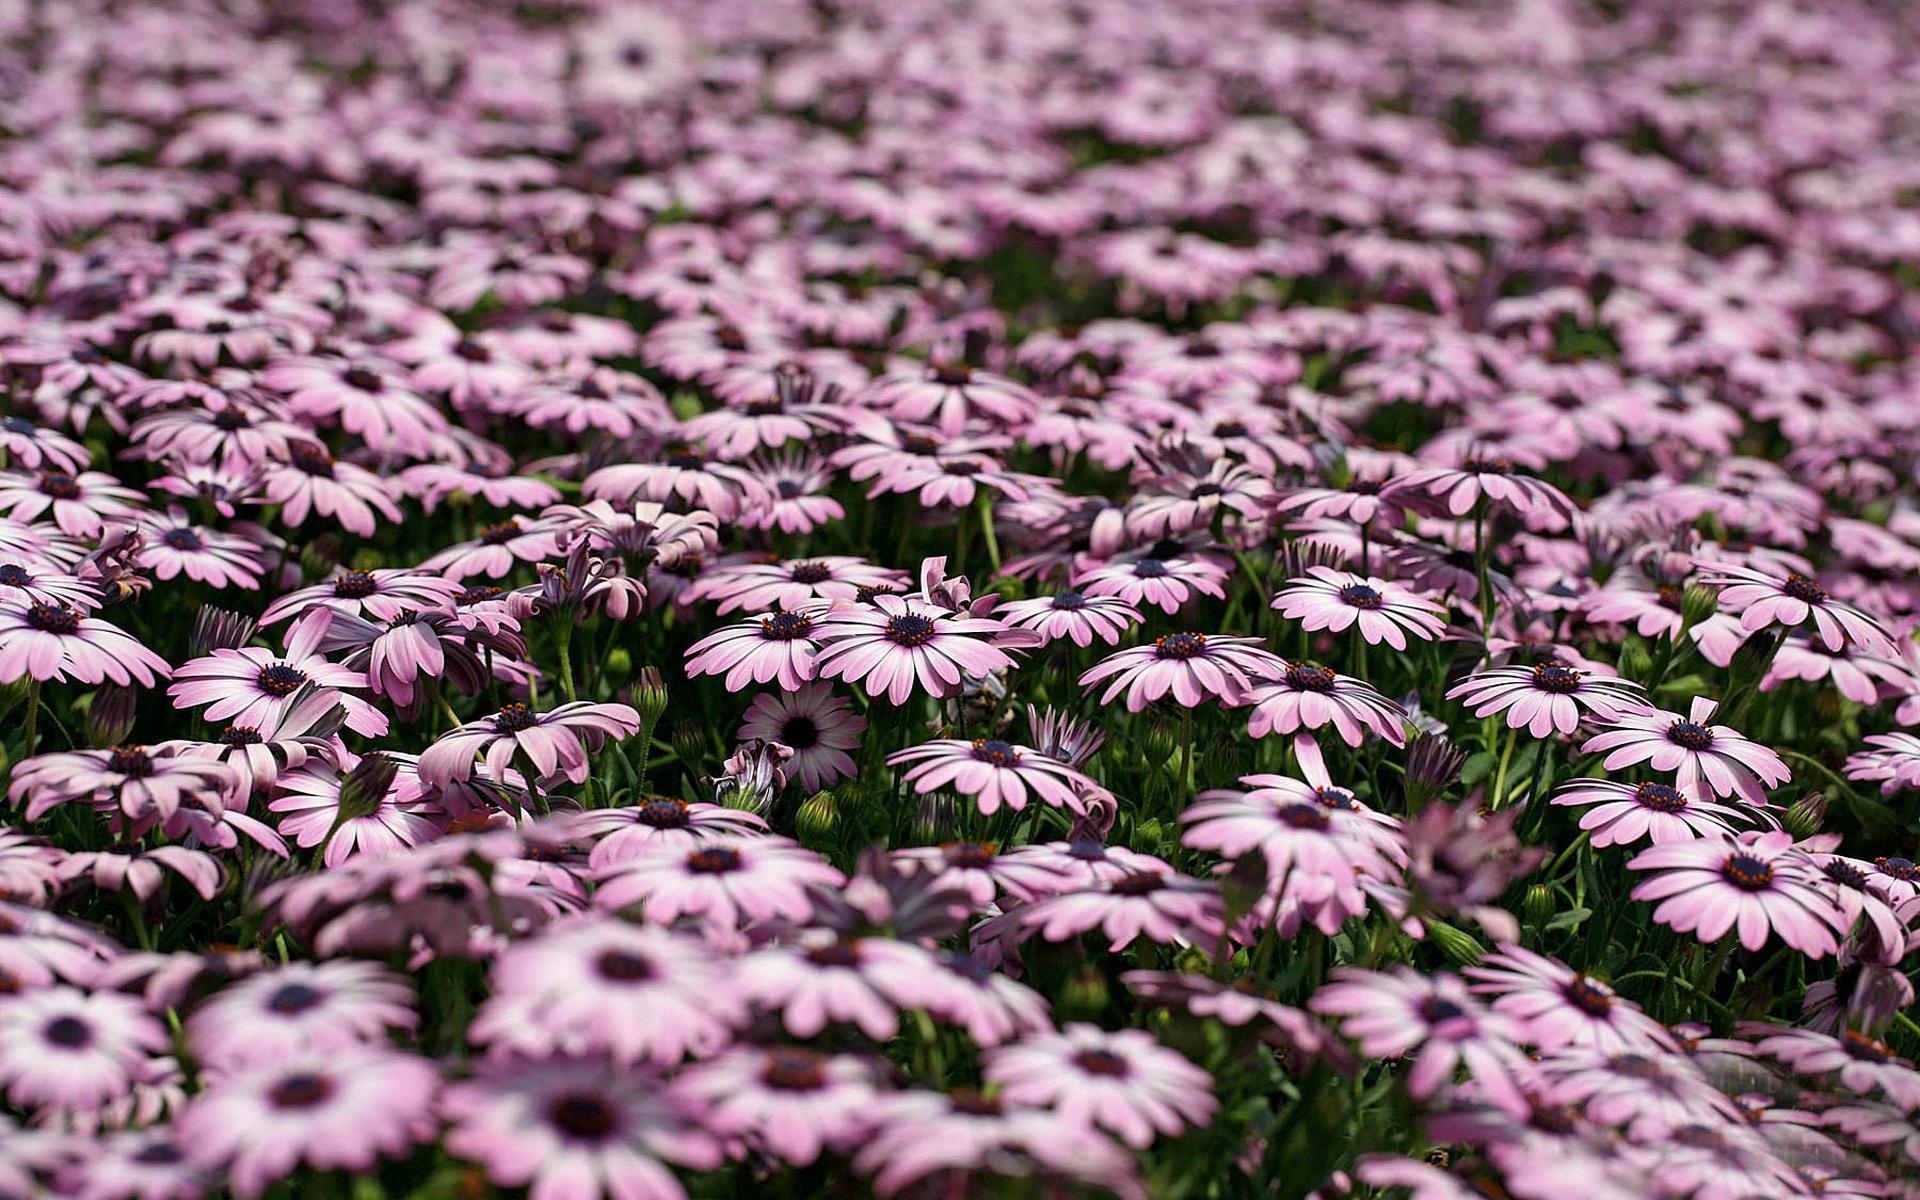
[1489, 723, 1518, 810]
[1474, 501, 1495, 642]
[21, 677, 38, 760]
[976, 489, 1001, 576]
[553, 620, 578, 705]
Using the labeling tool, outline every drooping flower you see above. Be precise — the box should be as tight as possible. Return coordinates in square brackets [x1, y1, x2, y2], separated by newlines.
[418, 701, 641, 789]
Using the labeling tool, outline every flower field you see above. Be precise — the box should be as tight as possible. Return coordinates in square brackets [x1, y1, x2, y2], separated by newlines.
[4, 0, 1920, 1196]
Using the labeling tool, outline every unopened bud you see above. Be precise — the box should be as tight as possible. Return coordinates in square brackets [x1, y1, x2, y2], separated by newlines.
[1404, 732, 1468, 809]
[1784, 792, 1829, 840]
[189, 606, 258, 656]
[629, 666, 669, 731]
[300, 534, 342, 582]
[1060, 965, 1110, 1017]
[1426, 919, 1486, 967]
[670, 720, 705, 770]
[86, 685, 138, 748]
[1141, 718, 1180, 769]
[1729, 628, 1784, 682]
[795, 790, 838, 843]
[336, 754, 399, 825]
[1680, 584, 1720, 631]
[1523, 884, 1556, 929]
[909, 791, 957, 844]
[1615, 640, 1652, 681]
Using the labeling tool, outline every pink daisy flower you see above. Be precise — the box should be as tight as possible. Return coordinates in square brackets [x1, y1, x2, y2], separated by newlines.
[1744, 1023, 1920, 1111]
[268, 759, 447, 867]
[0, 986, 168, 1114]
[996, 590, 1143, 648]
[889, 737, 1095, 816]
[683, 607, 824, 693]
[179, 1049, 440, 1199]
[1078, 633, 1286, 712]
[441, 1057, 722, 1200]
[10, 744, 237, 824]
[1016, 869, 1224, 951]
[1699, 561, 1897, 657]
[985, 1024, 1217, 1149]
[812, 593, 1024, 706]
[133, 513, 265, 590]
[184, 960, 416, 1070]
[1465, 946, 1676, 1053]
[1310, 967, 1533, 1116]
[1182, 781, 1401, 931]
[62, 1129, 211, 1200]
[419, 517, 563, 582]
[865, 361, 1038, 437]
[1386, 458, 1578, 526]
[168, 609, 385, 738]
[1447, 660, 1645, 738]
[418, 701, 641, 789]
[1627, 830, 1845, 955]
[853, 1089, 1144, 1200]
[0, 600, 170, 686]
[1242, 660, 1408, 745]
[1549, 779, 1746, 847]
[259, 567, 463, 628]
[0, 470, 144, 539]
[736, 933, 945, 1040]
[469, 918, 744, 1066]
[1075, 550, 1230, 615]
[737, 684, 864, 794]
[678, 1047, 882, 1167]
[1580, 697, 1791, 806]
[591, 836, 844, 932]
[572, 799, 772, 870]
[258, 442, 404, 538]
[1272, 566, 1447, 650]
[688, 556, 906, 617]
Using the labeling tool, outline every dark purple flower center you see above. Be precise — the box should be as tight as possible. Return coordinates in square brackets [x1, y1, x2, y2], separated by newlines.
[1669, 1124, 1727, 1152]
[1185, 337, 1221, 358]
[949, 1089, 1002, 1116]
[806, 939, 862, 968]
[1634, 782, 1689, 813]
[901, 433, 940, 455]
[973, 739, 1020, 767]
[162, 526, 204, 551]
[779, 715, 819, 749]
[1531, 661, 1582, 693]
[459, 585, 505, 606]
[255, 663, 308, 697]
[220, 725, 264, 747]
[1051, 591, 1088, 610]
[332, 570, 378, 598]
[883, 613, 937, 647]
[636, 797, 690, 827]
[213, 408, 251, 431]
[1190, 482, 1224, 499]
[478, 521, 519, 545]
[742, 396, 784, 416]
[388, 609, 422, 628]
[1876, 856, 1920, 881]
[1155, 632, 1206, 659]
[762, 1048, 828, 1090]
[547, 1091, 618, 1140]
[595, 949, 654, 982]
[943, 841, 997, 869]
[1783, 573, 1828, 604]
[1418, 997, 1467, 1024]
[453, 337, 492, 363]
[1347, 479, 1383, 495]
[942, 460, 983, 476]
[776, 480, 804, 499]
[342, 366, 383, 392]
[1563, 974, 1615, 1016]
[25, 601, 79, 634]
[1278, 803, 1331, 831]
[0, 564, 29, 587]
[1110, 869, 1165, 895]
[1073, 1049, 1132, 1077]
[132, 1141, 184, 1165]
[931, 363, 974, 386]
[1721, 852, 1774, 891]
[1462, 458, 1512, 475]
[37, 471, 80, 499]
[1316, 786, 1360, 810]
[687, 846, 742, 874]
[43, 1015, 92, 1048]
[788, 561, 831, 585]
[1658, 586, 1684, 611]
[493, 703, 538, 732]
[665, 450, 706, 471]
[108, 745, 153, 778]
[1339, 583, 1383, 609]
[268, 1073, 335, 1109]
[1607, 1053, 1661, 1079]
[288, 442, 334, 477]
[1133, 558, 1170, 578]
[1667, 720, 1714, 751]
[1285, 662, 1336, 691]
[267, 983, 323, 1014]
[1824, 859, 1867, 889]
[1842, 1030, 1893, 1063]
[760, 612, 814, 640]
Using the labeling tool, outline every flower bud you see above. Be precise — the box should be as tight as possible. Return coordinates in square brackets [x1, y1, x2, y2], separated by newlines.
[86, 685, 138, 749]
[670, 720, 706, 770]
[1141, 719, 1180, 769]
[1404, 732, 1468, 809]
[336, 754, 399, 825]
[1615, 639, 1652, 681]
[1680, 583, 1720, 631]
[300, 534, 342, 582]
[189, 606, 258, 656]
[795, 790, 838, 843]
[1523, 884, 1556, 929]
[1783, 791, 1829, 840]
[629, 667, 670, 732]
[1425, 919, 1486, 967]
[1060, 965, 1109, 1018]
[909, 791, 958, 844]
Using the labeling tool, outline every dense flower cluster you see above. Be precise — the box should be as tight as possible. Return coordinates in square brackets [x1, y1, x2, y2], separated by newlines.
[1, 0, 1920, 1197]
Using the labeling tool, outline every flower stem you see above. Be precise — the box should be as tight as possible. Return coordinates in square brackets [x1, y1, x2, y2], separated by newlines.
[553, 620, 578, 705]
[21, 677, 39, 760]
[975, 489, 1001, 576]
[1489, 723, 1517, 810]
